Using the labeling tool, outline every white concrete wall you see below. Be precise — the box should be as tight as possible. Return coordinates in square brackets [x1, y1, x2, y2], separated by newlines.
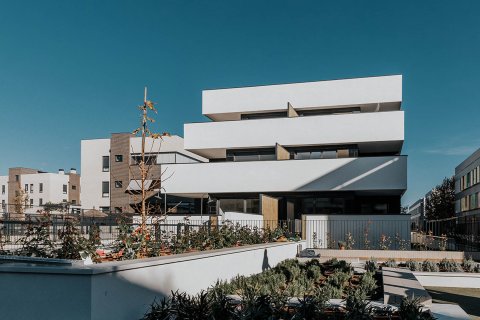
[185, 111, 404, 156]
[414, 272, 480, 288]
[303, 214, 411, 249]
[203, 75, 402, 117]
[0, 175, 7, 213]
[222, 211, 264, 228]
[0, 241, 304, 320]
[163, 156, 407, 195]
[81, 139, 111, 210]
[21, 173, 70, 213]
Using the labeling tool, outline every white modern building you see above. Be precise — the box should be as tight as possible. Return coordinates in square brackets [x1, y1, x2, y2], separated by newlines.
[80, 134, 207, 213]
[161, 75, 407, 222]
[0, 168, 80, 215]
[80, 75, 407, 226]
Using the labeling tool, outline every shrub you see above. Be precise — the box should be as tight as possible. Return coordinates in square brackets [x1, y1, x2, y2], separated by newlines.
[463, 257, 476, 273]
[383, 258, 397, 268]
[15, 218, 55, 258]
[327, 271, 350, 289]
[405, 260, 422, 271]
[344, 288, 374, 320]
[422, 260, 439, 272]
[399, 296, 435, 320]
[439, 259, 461, 272]
[364, 259, 378, 272]
[359, 272, 377, 297]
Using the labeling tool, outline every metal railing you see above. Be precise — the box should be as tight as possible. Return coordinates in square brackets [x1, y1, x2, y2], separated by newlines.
[0, 213, 301, 253]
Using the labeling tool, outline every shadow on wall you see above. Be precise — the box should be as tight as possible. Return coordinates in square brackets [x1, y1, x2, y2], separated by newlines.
[262, 248, 271, 271]
[296, 156, 406, 192]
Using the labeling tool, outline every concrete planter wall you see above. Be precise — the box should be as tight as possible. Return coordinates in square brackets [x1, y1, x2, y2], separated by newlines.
[312, 248, 466, 262]
[414, 272, 480, 288]
[0, 241, 304, 320]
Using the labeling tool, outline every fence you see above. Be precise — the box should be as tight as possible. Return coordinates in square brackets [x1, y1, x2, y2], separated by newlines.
[0, 212, 301, 253]
[413, 214, 480, 251]
[303, 214, 411, 250]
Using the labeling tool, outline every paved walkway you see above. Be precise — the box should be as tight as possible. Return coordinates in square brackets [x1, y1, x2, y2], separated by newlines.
[426, 287, 480, 320]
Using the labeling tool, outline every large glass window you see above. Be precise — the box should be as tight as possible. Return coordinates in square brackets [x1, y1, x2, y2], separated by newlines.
[131, 154, 157, 165]
[39, 183, 43, 193]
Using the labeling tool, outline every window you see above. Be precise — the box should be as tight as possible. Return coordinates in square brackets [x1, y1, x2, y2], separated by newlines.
[100, 206, 110, 213]
[30, 184, 33, 193]
[39, 183, 43, 193]
[24, 184, 28, 192]
[39, 198, 43, 206]
[102, 156, 110, 172]
[131, 154, 157, 165]
[115, 181, 123, 188]
[115, 155, 123, 162]
[15, 175, 19, 182]
[29, 199, 33, 207]
[102, 181, 109, 197]
[63, 184, 68, 194]
[62, 199, 67, 203]
[1, 185, 4, 194]
[1, 200, 5, 208]
[72, 185, 76, 190]
[71, 200, 76, 205]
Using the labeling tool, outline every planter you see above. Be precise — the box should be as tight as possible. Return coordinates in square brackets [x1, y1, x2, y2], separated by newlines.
[413, 271, 480, 288]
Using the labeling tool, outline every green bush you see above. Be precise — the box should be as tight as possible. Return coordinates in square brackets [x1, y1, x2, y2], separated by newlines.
[463, 257, 476, 273]
[422, 260, 439, 272]
[364, 259, 378, 272]
[439, 258, 461, 272]
[405, 260, 422, 271]
[383, 258, 397, 268]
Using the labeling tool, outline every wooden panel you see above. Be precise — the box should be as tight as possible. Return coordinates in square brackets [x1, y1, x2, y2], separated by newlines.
[261, 194, 278, 229]
[287, 201, 295, 220]
[337, 149, 349, 158]
[287, 102, 299, 118]
[276, 143, 290, 160]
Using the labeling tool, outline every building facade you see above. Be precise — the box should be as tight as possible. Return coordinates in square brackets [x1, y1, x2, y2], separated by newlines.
[455, 147, 480, 216]
[80, 134, 207, 213]
[0, 167, 80, 215]
[162, 75, 407, 221]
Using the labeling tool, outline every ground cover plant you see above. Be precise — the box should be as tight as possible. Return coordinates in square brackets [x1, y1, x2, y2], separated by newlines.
[143, 259, 435, 320]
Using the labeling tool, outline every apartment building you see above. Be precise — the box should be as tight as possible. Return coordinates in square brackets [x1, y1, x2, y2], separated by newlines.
[455, 147, 480, 216]
[80, 134, 207, 213]
[0, 167, 80, 215]
[162, 75, 407, 221]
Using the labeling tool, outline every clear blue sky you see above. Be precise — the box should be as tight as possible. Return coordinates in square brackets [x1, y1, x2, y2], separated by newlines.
[1, 0, 479, 205]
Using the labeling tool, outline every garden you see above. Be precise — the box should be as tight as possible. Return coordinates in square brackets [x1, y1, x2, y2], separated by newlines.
[0, 214, 299, 262]
[142, 258, 435, 320]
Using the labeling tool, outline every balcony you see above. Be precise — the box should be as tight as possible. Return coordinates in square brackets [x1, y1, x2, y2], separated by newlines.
[202, 75, 402, 121]
[184, 111, 404, 159]
[162, 156, 407, 195]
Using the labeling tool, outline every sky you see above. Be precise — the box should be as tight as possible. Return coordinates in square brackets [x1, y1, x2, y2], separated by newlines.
[1, 0, 479, 205]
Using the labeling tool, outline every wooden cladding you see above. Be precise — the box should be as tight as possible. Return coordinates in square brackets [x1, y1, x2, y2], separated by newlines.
[276, 143, 290, 160]
[261, 194, 279, 229]
[287, 102, 299, 118]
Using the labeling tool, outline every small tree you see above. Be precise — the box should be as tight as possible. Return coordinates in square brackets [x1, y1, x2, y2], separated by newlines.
[129, 88, 170, 256]
[425, 177, 455, 220]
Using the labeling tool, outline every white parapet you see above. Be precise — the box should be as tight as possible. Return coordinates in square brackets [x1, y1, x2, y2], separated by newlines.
[203, 75, 402, 120]
[162, 156, 407, 195]
[184, 111, 404, 158]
